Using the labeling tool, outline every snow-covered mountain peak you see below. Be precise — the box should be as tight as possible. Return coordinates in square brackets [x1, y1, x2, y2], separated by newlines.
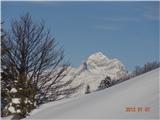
[85, 52, 126, 76]
[62, 52, 128, 95]
[86, 52, 110, 69]
[87, 52, 109, 63]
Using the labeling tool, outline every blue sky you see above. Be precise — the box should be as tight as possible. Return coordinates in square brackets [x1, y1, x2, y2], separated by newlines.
[2, 1, 159, 71]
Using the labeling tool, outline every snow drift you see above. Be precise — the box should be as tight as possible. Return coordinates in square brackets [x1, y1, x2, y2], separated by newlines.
[27, 68, 159, 119]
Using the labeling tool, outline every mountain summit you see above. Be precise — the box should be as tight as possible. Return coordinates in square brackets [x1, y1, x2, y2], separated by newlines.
[87, 52, 109, 64]
[82, 52, 126, 79]
[66, 52, 127, 95]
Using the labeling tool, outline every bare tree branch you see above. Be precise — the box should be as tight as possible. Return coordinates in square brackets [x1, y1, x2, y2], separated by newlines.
[1, 13, 80, 118]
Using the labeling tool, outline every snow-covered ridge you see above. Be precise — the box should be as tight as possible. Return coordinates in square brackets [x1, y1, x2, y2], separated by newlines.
[64, 52, 127, 95]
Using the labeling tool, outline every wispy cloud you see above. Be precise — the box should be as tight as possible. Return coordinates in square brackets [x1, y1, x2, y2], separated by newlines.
[100, 17, 140, 22]
[92, 25, 120, 31]
[142, 7, 160, 21]
[136, 3, 159, 21]
[91, 16, 137, 31]
[143, 14, 159, 21]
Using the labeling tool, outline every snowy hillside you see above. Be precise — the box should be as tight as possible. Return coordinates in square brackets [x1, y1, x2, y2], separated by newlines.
[65, 52, 127, 95]
[27, 68, 159, 119]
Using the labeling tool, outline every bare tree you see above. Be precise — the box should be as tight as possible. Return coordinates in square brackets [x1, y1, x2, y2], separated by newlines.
[1, 13, 80, 118]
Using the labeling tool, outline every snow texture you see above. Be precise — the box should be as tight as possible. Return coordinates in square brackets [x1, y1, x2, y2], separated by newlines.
[27, 68, 159, 119]
[8, 106, 16, 113]
[10, 88, 17, 93]
[12, 98, 20, 104]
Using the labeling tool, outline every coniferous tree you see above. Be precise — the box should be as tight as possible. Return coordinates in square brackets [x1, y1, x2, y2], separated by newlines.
[85, 85, 90, 94]
[1, 23, 14, 117]
[98, 76, 112, 90]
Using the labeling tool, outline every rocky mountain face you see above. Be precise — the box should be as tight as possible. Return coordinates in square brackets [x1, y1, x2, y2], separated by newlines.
[64, 52, 127, 96]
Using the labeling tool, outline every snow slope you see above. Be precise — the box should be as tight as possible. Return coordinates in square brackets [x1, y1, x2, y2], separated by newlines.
[27, 68, 159, 119]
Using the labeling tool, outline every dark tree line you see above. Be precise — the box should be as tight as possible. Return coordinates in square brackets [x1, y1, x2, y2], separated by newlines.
[1, 13, 80, 119]
[97, 61, 160, 91]
[113, 61, 160, 85]
[132, 61, 160, 77]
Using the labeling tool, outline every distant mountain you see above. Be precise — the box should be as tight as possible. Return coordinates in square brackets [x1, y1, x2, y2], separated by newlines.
[64, 52, 127, 96]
